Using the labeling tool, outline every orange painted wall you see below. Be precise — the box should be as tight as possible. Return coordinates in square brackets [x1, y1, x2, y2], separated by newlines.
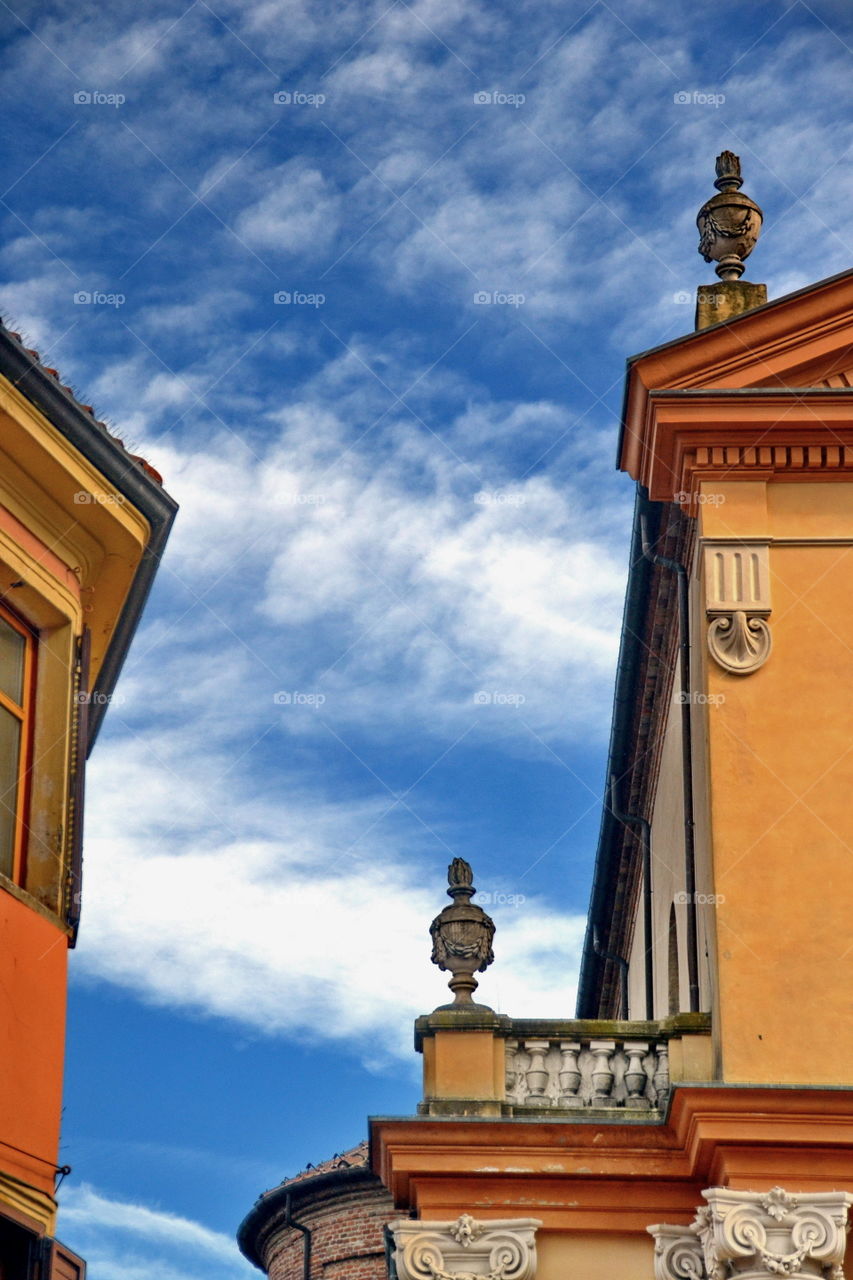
[0, 889, 67, 1196]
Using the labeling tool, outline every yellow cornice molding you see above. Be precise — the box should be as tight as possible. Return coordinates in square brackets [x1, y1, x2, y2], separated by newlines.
[0, 1168, 57, 1234]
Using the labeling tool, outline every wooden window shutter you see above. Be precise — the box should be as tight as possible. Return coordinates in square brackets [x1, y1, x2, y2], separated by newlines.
[39, 1237, 86, 1279]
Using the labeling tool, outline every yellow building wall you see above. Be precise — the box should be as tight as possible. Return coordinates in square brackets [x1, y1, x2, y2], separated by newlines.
[538, 1231, 654, 1280]
[700, 481, 853, 1084]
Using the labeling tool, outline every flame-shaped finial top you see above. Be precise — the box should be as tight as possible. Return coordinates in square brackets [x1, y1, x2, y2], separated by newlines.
[714, 150, 743, 191]
[447, 857, 474, 899]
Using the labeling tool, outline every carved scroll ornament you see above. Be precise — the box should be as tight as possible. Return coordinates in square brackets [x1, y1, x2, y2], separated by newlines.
[707, 612, 772, 675]
[390, 1216, 541, 1280]
[703, 542, 772, 676]
[649, 1187, 853, 1280]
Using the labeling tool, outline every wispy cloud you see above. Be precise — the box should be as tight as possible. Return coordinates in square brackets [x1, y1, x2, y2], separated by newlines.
[58, 1184, 255, 1279]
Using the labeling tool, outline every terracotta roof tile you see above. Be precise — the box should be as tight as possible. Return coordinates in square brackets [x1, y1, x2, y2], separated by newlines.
[262, 1140, 370, 1199]
[1, 320, 165, 487]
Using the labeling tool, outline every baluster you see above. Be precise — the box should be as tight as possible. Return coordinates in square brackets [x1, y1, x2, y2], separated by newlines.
[557, 1040, 583, 1108]
[589, 1039, 617, 1106]
[523, 1039, 552, 1106]
[623, 1041, 650, 1109]
[505, 1038, 519, 1103]
[653, 1041, 670, 1105]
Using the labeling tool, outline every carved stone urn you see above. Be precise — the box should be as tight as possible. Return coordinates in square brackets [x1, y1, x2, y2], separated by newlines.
[430, 859, 495, 1010]
[697, 152, 763, 281]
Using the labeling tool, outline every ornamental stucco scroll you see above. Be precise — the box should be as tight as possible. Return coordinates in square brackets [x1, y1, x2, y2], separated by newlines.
[649, 1187, 853, 1280]
[390, 1216, 541, 1280]
[703, 542, 772, 675]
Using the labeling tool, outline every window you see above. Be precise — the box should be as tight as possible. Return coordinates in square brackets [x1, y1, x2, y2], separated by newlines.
[0, 602, 35, 882]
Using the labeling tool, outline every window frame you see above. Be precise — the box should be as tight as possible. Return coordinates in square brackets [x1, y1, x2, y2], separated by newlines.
[0, 599, 37, 885]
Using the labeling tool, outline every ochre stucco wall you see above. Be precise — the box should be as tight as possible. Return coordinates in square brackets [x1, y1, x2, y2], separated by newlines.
[700, 480, 853, 1084]
[538, 1231, 655, 1280]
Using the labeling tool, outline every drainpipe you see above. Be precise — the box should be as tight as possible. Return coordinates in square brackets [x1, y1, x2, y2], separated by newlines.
[640, 515, 700, 1014]
[592, 925, 629, 1020]
[285, 1192, 312, 1280]
[608, 775, 654, 1020]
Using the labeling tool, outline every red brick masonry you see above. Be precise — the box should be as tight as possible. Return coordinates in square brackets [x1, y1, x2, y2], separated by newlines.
[238, 1143, 396, 1280]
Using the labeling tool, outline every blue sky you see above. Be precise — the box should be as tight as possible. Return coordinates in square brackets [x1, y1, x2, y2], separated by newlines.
[3, 0, 853, 1274]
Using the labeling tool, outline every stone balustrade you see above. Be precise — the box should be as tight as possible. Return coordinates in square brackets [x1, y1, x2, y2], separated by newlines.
[415, 1012, 712, 1117]
[505, 1031, 669, 1111]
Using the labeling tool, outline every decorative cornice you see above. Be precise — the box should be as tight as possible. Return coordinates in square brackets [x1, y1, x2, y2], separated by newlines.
[390, 1216, 541, 1280]
[371, 1087, 853, 1230]
[622, 389, 853, 509]
[0, 1169, 56, 1233]
[619, 266, 853, 474]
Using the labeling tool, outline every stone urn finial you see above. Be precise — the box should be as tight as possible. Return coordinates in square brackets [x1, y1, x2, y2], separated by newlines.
[429, 859, 495, 1010]
[697, 151, 763, 281]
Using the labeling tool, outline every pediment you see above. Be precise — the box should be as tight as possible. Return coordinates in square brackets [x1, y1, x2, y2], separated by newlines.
[621, 267, 853, 481]
[629, 267, 853, 394]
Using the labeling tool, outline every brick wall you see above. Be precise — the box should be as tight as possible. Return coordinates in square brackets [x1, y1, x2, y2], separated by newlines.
[258, 1174, 395, 1280]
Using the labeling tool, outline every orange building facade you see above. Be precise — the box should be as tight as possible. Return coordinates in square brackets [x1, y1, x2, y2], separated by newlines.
[0, 321, 175, 1275]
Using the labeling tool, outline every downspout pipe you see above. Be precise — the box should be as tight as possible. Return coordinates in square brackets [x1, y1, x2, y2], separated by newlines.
[592, 925, 629, 1020]
[285, 1191, 312, 1280]
[608, 775, 654, 1020]
[640, 515, 700, 1014]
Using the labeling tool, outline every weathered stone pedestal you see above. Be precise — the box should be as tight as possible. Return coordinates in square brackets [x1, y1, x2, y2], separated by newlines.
[695, 281, 768, 329]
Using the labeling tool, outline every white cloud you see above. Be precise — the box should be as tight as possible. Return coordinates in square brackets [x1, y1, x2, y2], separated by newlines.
[58, 1184, 255, 1280]
[72, 381, 608, 1058]
[77, 722, 586, 1062]
[135, 390, 626, 743]
[235, 161, 343, 255]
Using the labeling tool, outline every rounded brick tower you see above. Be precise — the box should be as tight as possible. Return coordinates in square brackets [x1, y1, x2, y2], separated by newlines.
[237, 1142, 396, 1280]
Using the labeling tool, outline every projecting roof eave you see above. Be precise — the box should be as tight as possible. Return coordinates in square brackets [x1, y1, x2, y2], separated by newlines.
[616, 262, 853, 472]
[237, 1164, 380, 1271]
[0, 324, 179, 753]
